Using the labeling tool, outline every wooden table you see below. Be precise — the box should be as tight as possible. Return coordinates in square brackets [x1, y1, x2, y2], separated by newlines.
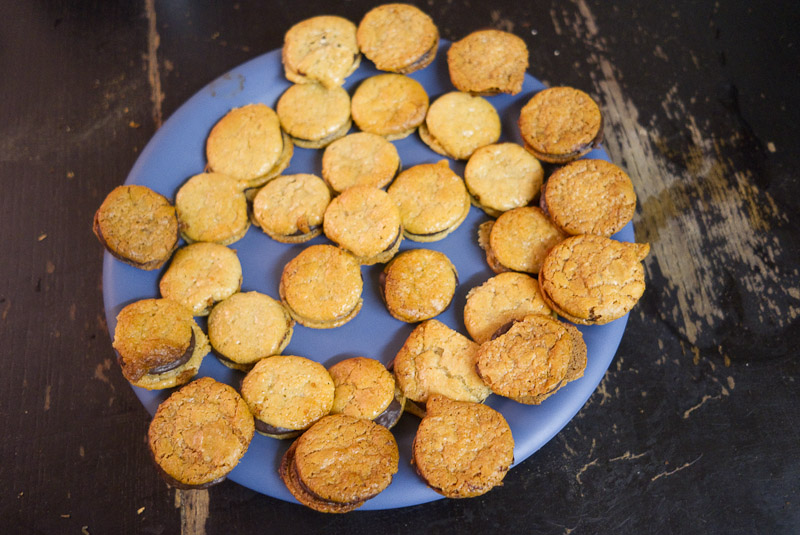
[2, 1, 798, 533]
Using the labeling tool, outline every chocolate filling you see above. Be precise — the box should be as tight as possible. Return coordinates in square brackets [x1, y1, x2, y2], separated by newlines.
[292, 458, 371, 507]
[397, 42, 438, 74]
[149, 331, 196, 375]
[254, 418, 299, 437]
[490, 320, 519, 341]
[285, 224, 321, 238]
[373, 398, 403, 429]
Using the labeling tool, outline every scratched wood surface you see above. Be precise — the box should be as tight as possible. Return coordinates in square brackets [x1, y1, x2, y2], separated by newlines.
[1, 1, 798, 533]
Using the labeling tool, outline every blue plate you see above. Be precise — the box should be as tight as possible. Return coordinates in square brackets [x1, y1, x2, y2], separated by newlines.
[103, 41, 632, 510]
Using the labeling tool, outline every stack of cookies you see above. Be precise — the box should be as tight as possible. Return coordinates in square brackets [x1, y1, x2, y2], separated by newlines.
[93, 2, 650, 512]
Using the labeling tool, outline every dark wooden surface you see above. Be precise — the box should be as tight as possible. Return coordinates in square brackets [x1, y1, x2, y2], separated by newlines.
[2, 1, 799, 533]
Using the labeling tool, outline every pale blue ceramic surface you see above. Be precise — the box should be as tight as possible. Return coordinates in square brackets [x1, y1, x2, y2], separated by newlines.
[103, 42, 633, 510]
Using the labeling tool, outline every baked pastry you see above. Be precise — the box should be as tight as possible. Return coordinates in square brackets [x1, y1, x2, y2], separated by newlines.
[251, 173, 331, 243]
[159, 242, 242, 317]
[350, 74, 429, 140]
[518, 86, 603, 163]
[207, 291, 294, 371]
[321, 132, 401, 192]
[540, 159, 636, 237]
[356, 4, 439, 74]
[463, 272, 553, 344]
[279, 244, 363, 328]
[206, 103, 293, 188]
[175, 172, 250, 245]
[387, 160, 470, 242]
[447, 29, 528, 95]
[112, 298, 210, 390]
[93, 184, 178, 270]
[393, 319, 491, 404]
[418, 91, 501, 160]
[276, 83, 352, 149]
[412, 394, 514, 498]
[328, 357, 404, 429]
[282, 15, 360, 88]
[380, 248, 458, 323]
[475, 313, 585, 404]
[323, 185, 403, 265]
[464, 142, 543, 217]
[280, 413, 399, 513]
[538, 234, 650, 325]
[478, 206, 565, 275]
[240, 355, 334, 439]
[148, 377, 254, 489]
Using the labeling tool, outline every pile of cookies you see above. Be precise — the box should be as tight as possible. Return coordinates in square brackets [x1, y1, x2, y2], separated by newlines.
[94, 3, 649, 512]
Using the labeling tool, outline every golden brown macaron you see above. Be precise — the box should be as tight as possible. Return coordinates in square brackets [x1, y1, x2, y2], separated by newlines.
[538, 234, 650, 325]
[447, 29, 529, 96]
[112, 298, 210, 390]
[251, 173, 331, 243]
[464, 142, 544, 217]
[412, 394, 514, 498]
[518, 86, 604, 164]
[350, 74, 429, 140]
[419, 91, 501, 160]
[279, 244, 363, 329]
[392, 319, 492, 404]
[321, 132, 401, 193]
[463, 272, 553, 344]
[276, 83, 352, 149]
[175, 172, 250, 245]
[148, 377, 254, 489]
[207, 291, 294, 371]
[93, 185, 179, 270]
[356, 4, 439, 74]
[475, 313, 575, 404]
[328, 357, 404, 428]
[541, 159, 637, 237]
[380, 248, 458, 323]
[282, 15, 360, 88]
[240, 355, 335, 438]
[206, 103, 293, 188]
[387, 160, 470, 242]
[323, 185, 403, 265]
[158, 242, 242, 317]
[478, 206, 566, 275]
[280, 413, 399, 513]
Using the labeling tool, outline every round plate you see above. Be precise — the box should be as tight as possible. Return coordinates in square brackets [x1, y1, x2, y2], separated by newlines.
[103, 41, 633, 510]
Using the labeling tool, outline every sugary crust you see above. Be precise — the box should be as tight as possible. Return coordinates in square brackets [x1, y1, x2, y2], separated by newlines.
[447, 29, 528, 96]
[113, 298, 209, 388]
[282, 15, 360, 88]
[542, 159, 636, 237]
[207, 292, 293, 368]
[148, 377, 254, 486]
[518, 87, 603, 163]
[350, 74, 429, 139]
[241, 355, 334, 432]
[421, 92, 501, 160]
[159, 242, 242, 317]
[252, 173, 331, 243]
[487, 206, 566, 274]
[464, 143, 543, 217]
[393, 319, 491, 403]
[387, 161, 470, 241]
[322, 132, 401, 192]
[475, 314, 572, 404]
[329, 357, 396, 420]
[276, 83, 351, 147]
[412, 395, 514, 498]
[357, 4, 439, 73]
[293, 414, 399, 504]
[463, 272, 553, 344]
[175, 172, 250, 245]
[538, 234, 650, 325]
[206, 104, 286, 186]
[279, 244, 363, 328]
[382, 249, 458, 323]
[323, 185, 403, 264]
[93, 185, 178, 270]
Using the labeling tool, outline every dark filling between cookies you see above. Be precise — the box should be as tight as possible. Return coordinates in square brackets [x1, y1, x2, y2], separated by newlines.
[490, 320, 519, 341]
[148, 331, 196, 375]
[285, 224, 321, 238]
[254, 418, 299, 437]
[530, 115, 606, 163]
[398, 42, 438, 74]
[93, 212, 179, 270]
[292, 457, 372, 507]
[373, 398, 403, 429]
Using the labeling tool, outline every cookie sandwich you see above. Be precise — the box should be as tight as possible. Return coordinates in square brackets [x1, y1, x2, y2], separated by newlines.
[447, 29, 528, 96]
[419, 91, 501, 160]
[175, 172, 250, 245]
[380, 248, 458, 323]
[251, 173, 331, 243]
[276, 82, 351, 149]
[328, 357, 405, 429]
[350, 74, 429, 140]
[282, 15, 360, 88]
[321, 132, 401, 193]
[356, 3, 439, 74]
